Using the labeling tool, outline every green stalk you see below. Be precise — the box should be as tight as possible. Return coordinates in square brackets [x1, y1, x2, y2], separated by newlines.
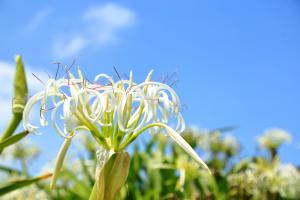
[120, 123, 160, 149]
[0, 114, 22, 153]
[0, 114, 22, 140]
[112, 124, 120, 150]
[75, 112, 109, 149]
[50, 136, 73, 190]
[122, 102, 144, 146]
[113, 129, 125, 152]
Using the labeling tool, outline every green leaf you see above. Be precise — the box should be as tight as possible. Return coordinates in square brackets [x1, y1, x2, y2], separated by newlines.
[0, 173, 52, 196]
[0, 165, 22, 175]
[0, 130, 29, 152]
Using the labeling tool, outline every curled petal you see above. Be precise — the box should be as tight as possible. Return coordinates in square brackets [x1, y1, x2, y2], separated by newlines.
[23, 91, 64, 135]
[52, 100, 71, 138]
[94, 74, 115, 88]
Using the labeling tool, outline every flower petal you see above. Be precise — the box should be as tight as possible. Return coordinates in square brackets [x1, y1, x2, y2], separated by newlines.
[163, 124, 211, 174]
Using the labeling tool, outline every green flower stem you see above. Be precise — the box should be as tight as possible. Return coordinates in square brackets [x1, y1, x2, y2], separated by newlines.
[108, 111, 114, 137]
[50, 136, 73, 190]
[0, 113, 22, 153]
[121, 102, 145, 145]
[120, 123, 162, 150]
[131, 103, 144, 130]
[75, 112, 109, 149]
[113, 129, 125, 152]
[124, 95, 132, 126]
[270, 148, 277, 161]
[112, 124, 120, 150]
[120, 102, 144, 146]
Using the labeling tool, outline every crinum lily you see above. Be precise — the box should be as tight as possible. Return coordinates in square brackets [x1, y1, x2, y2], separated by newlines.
[23, 69, 210, 199]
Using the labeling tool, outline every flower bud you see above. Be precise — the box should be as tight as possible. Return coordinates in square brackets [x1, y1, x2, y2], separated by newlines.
[12, 55, 28, 114]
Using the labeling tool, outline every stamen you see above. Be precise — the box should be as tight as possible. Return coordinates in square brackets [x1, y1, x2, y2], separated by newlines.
[32, 73, 45, 85]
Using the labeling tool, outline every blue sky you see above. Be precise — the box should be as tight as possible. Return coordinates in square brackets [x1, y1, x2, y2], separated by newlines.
[0, 0, 300, 166]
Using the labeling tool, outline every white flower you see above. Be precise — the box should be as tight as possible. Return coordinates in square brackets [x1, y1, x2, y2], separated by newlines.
[22, 69, 210, 174]
[258, 128, 291, 149]
[277, 164, 300, 198]
[228, 159, 300, 199]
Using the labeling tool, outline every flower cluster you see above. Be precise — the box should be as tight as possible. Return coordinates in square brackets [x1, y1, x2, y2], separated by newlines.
[228, 159, 300, 199]
[258, 128, 291, 150]
[22, 69, 209, 172]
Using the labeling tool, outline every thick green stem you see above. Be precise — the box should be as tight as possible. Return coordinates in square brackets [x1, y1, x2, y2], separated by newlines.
[270, 148, 277, 161]
[1, 114, 22, 140]
[0, 113, 22, 154]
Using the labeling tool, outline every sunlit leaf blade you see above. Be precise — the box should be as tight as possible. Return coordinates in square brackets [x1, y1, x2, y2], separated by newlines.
[0, 165, 22, 175]
[0, 130, 29, 151]
[0, 173, 52, 196]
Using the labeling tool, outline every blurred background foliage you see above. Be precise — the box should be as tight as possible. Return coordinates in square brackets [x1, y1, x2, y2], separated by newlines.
[0, 57, 299, 200]
[1, 126, 299, 200]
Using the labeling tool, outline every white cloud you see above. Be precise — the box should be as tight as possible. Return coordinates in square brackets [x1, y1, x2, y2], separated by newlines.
[53, 36, 87, 59]
[84, 3, 136, 44]
[0, 60, 46, 129]
[25, 8, 51, 33]
[52, 3, 136, 59]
